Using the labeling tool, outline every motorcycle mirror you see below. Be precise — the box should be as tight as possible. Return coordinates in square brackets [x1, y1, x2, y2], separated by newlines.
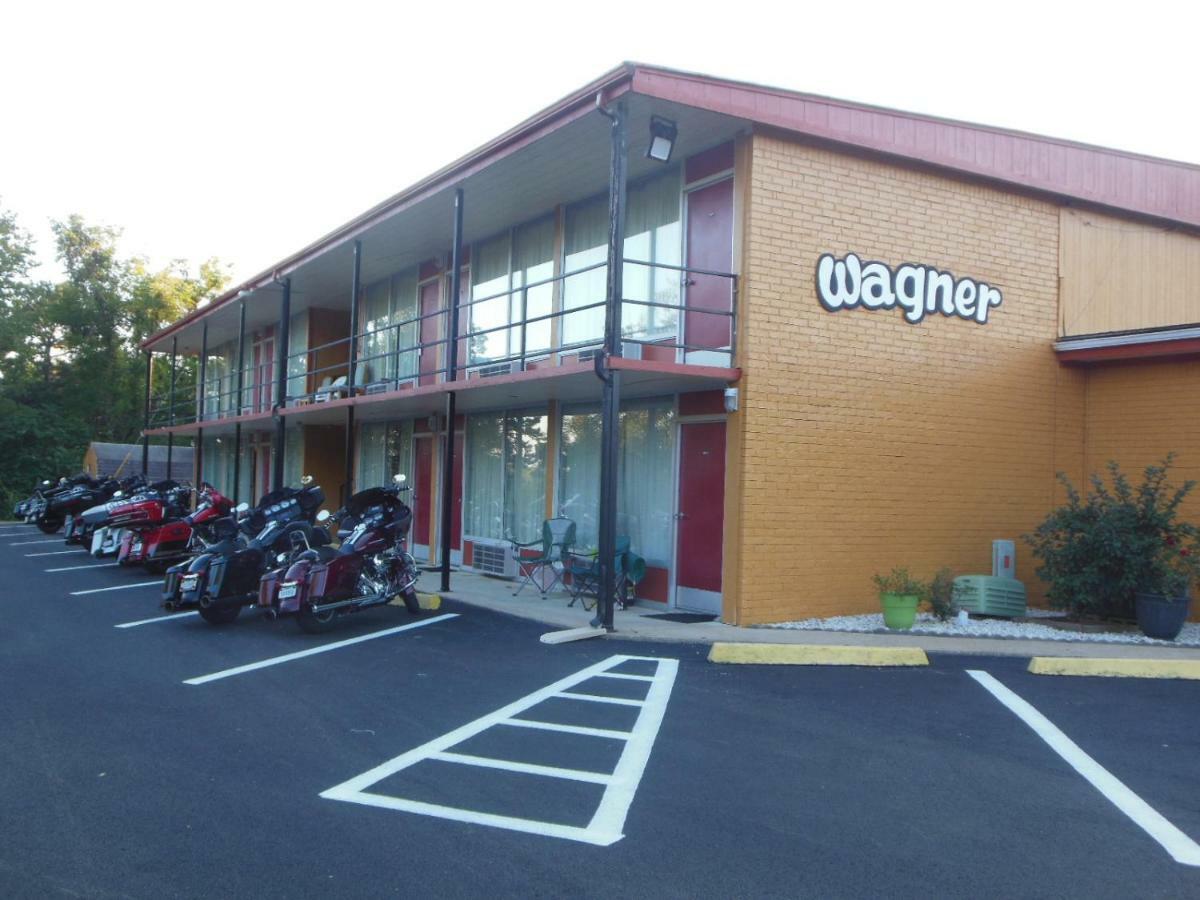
[393, 473, 407, 486]
[235, 502, 251, 515]
[316, 510, 331, 523]
[301, 474, 313, 486]
[113, 491, 123, 499]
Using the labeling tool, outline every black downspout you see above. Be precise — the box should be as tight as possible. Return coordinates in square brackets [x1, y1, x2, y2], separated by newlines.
[440, 188, 464, 592]
[232, 299, 246, 503]
[273, 279, 291, 490]
[167, 335, 177, 476]
[141, 350, 152, 476]
[344, 244, 361, 502]
[594, 99, 627, 632]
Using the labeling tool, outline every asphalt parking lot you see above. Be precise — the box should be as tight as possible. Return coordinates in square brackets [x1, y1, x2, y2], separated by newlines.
[2, 522, 1199, 899]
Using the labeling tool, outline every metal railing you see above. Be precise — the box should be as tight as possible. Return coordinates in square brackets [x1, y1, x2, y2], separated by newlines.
[146, 258, 737, 429]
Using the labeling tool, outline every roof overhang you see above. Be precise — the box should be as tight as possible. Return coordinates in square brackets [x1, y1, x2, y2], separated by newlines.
[1055, 324, 1200, 364]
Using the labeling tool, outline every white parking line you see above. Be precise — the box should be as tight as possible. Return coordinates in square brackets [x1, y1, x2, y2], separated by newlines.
[968, 670, 1200, 867]
[7, 538, 65, 546]
[26, 550, 89, 558]
[46, 563, 119, 573]
[116, 611, 199, 629]
[183, 613, 459, 685]
[321, 654, 678, 846]
[70, 581, 161, 596]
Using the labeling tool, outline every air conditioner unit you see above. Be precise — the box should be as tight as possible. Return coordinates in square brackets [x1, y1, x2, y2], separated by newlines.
[621, 341, 643, 360]
[953, 575, 1027, 618]
[469, 539, 519, 578]
[572, 347, 603, 364]
[473, 361, 518, 379]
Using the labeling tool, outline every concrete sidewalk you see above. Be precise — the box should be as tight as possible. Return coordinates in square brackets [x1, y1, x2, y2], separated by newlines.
[436, 570, 1200, 660]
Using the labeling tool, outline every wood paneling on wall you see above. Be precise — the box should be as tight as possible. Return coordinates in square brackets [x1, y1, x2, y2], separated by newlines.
[1059, 209, 1200, 337]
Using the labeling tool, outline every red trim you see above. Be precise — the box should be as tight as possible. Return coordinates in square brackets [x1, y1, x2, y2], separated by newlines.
[685, 142, 735, 184]
[679, 390, 727, 416]
[1057, 338, 1200, 364]
[609, 356, 741, 381]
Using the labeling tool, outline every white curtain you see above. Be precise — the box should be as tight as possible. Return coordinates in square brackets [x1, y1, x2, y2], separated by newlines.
[624, 170, 682, 340]
[558, 398, 676, 565]
[392, 270, 419, 381]
[361, 279, 392, 385]
[358, 420, 413, 491]
[201, 436, 230, 495]
[286, 312, 308, 404]
[464, 414, 505, 538]
[505, 414, 548, 543]
[470, 236, 511, 363]
[513, 217, 555, 356]
[563, 198, 607, 347]
[283, 425, 304, 489]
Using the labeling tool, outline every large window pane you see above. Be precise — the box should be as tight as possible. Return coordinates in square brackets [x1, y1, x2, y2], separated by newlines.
[283, 425, 303, 489]
[464, 411, 547, 543]
[563, 198, 607, 347]
[361, 279, 392, 385]
[392, 270, 419, 381]
[286, 313, 308, 404]
[624, 170, 682, 342]
[513, 217, 555, 357]
[358, 420, 413, 490]
[469, 235, 512, 364]
[464, 414, 504, 538]
[558, 398, 676, 565]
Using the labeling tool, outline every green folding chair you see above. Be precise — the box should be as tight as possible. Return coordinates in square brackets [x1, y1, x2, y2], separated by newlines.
[511, 517, 576, 597]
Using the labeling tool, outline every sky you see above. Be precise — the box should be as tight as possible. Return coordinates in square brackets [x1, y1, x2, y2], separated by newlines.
[2, 0, 1197, 287]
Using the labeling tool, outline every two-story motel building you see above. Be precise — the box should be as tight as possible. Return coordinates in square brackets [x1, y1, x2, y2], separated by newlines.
[141, 63, 1200, 625]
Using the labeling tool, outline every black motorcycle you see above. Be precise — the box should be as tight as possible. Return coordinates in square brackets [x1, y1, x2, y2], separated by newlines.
[164, 478, 326, 625]
[34, 473, 102, 534]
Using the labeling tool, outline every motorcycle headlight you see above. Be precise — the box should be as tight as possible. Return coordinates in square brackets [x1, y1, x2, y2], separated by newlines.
[277, 552, 288, 564]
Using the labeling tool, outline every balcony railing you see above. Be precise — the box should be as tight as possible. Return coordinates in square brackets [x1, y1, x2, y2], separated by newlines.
[145, 259, 736, 429]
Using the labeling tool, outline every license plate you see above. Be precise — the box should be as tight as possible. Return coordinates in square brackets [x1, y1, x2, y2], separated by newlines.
[181, 575, 199, 591]
[278, 583, 298, 600]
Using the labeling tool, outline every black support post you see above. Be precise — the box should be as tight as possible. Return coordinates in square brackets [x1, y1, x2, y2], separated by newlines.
[440, 188, 464, 592]
[167, 336, 177, 475]
[232, 300, 247, 503]
[348, 241, 361, 389]
[595, 100, 628, 632]
[141, 350, 152, 476]
[273, 278, 291, 490]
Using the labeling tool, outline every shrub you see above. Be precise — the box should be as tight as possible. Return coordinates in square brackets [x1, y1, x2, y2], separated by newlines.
[927, 568, 958, 621]
[872, 567, 923, 597]
[1023, 454, 1200, 616]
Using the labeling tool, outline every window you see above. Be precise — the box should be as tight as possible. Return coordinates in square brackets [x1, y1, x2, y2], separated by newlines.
[286, 312, 308, 404]
[562, 168, 682, 349]
[513, 217, 555, 356]
[469, 235, 511, 364]
[361, 279, 393, 386]
[283, 424, 304, 489]
[558, 398, 676, 565]
[358, 421, 414, 491]
[467, 218, 555, 366]
[463, 411, 547, 543]
[393, 270, 419, 381]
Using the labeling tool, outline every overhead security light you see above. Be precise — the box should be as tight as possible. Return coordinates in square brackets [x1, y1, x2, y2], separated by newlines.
[646, 115, 678, 163]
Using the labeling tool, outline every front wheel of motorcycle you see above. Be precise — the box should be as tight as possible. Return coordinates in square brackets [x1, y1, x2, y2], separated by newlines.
[198, 604, 242, 625]
[37, 517, 64, 535]
[296, 604, 337, 635]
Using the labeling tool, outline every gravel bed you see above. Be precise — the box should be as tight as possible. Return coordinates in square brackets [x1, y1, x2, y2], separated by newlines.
[766, 612, 1200, 646]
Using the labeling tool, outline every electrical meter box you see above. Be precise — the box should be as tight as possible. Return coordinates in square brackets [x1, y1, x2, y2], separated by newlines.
[992, 540, 1016, 579]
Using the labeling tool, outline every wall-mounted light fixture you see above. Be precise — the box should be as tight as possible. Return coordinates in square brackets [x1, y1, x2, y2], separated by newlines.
[646, 115, 678, 163]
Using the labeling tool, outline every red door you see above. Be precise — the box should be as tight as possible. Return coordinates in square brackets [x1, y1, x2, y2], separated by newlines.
[419, 280, 441, 386]
[675, 421, 726, 614]
[413, 437, 433, 551]
[684, 178, 734, 358]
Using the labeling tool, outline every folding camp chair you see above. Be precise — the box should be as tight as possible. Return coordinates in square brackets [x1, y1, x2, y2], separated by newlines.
[511, 517, 576, 597]
[567, 534, 632, 610]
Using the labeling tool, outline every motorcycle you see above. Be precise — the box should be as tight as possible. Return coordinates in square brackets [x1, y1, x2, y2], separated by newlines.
[31, 473, 94, 533]
[259, 474, 421, 634]
[47, 474, 129, 542]
[176, 478, 326, 626]
[72, 474, 147, 548]
[112, 481, 194, 571]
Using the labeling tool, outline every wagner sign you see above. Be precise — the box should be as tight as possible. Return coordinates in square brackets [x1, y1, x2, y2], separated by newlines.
[816, 253, 1002, 325]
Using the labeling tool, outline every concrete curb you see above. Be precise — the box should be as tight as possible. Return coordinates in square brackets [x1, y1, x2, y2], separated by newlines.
[708, 643, 929, 667]
[1028, 657, 1200, 680]
[389, 593, 442, 611]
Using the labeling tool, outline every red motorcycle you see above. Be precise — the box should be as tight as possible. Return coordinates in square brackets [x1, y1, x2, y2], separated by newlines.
[115, 482, 230, 572]
[258, 475, 421, 633]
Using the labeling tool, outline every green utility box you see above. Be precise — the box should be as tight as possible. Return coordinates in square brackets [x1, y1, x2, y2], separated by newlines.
[953, 575, 1027, 618]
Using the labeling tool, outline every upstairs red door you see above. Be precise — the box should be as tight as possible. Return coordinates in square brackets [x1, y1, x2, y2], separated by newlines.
[675, 421, 726, 615]
[684, 178, 734, 364]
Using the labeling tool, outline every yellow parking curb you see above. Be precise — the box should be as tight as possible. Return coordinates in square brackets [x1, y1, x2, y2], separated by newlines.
[389, 592, 442, 611]
[1028, 657, 1200, 680]
[708, 643, 928, 667]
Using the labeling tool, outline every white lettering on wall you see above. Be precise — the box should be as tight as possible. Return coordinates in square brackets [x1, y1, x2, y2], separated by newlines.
[816, 253, 1003, 325]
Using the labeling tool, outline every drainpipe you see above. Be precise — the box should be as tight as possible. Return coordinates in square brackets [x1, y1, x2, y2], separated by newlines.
[594, 96, 627, 632]
[440, 188, 464, 592]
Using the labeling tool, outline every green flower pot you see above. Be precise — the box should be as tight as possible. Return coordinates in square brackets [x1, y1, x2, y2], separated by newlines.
[881, 593, 920, 630]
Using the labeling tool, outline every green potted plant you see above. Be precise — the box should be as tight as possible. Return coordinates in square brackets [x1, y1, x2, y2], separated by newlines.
[873, 567, 925, 630]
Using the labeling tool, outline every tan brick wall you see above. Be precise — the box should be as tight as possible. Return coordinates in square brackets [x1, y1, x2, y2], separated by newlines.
[732, 133, 1082, 624]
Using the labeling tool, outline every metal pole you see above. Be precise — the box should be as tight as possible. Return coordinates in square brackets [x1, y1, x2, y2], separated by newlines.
[142, 350, 152, 476]
[167, 336, 177, 475]
[233, 300, 246, 503]
[348, 240, 361, 389]
[344, 406, 355, 505]
[273, 278, 291, 490]
[594, 100, 627, 632]
[440, 188, 464, 592]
